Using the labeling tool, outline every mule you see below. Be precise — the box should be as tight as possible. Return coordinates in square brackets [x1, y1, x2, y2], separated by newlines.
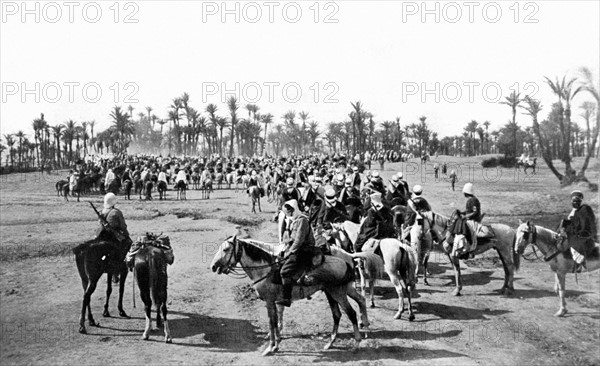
[515, 221, 600, 317]
[134, 246, 172, 342]
[73, 233, 130, 334]
[248, 185, 262, 213]
[426, 211, 520, 296]
[211, 236, 369, 355]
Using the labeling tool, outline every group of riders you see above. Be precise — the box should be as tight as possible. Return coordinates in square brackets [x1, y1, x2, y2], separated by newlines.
[89, 152, 596, 308]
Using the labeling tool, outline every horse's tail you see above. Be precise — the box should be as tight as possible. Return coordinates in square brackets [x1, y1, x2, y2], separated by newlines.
[512, 234, 520, 272]
[148, 252, 158, 305]
[353, 251, 385, 278]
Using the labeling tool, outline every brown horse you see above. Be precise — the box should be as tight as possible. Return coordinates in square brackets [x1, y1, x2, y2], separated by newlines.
[134, 246, 172, 342]
[248, 185, 261, 213]
[211, 236, 368, 355]
[73, 232, 130, 334]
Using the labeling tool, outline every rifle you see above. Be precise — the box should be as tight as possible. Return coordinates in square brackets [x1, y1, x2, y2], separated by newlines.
[89, 202, 129, 244]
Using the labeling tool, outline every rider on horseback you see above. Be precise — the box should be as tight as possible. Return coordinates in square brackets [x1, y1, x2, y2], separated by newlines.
[354, 192, 396, 253]
[98, 193, 131, 245]
[403, 185, 432, 238]
[563, 190, 597, 272]
[277, 199, 316, 307]
[386, 174, 408, 206]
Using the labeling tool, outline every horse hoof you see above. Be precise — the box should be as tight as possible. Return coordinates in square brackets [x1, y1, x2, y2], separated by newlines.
[103, 310, 111, 317]
[324, 342, 333, 350]
[451, 289, 461, 296]
[79, 326, 87, 334]
[424, 280, 430, 286]
[370, 303, 376, 308]
[89, 320, 99, 327]
[142, 334, 149, 340]
[554, 309, 567, 317]
[409, 314, 415, 322]
[165, 337, 172, 344]
[394, 312, 402, 320]
[261, 347, 273, 356]
[119, 310, 130, 318]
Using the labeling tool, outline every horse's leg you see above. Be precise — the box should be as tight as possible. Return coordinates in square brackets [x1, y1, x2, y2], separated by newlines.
[387, 269, 406, 320]
[496, 247, 514, 295]
[276, 303, 284, 333]
[161, 301, 172, 343]
[448, 254, 462, 296]
[80, 272, 102, 333]
[141, 288, 152, 340]
[555, 272, 568, 317]
[345, 283, 370, 329]
[118, 268, 129, 317]
[258, 197, 261, 212]
[103, 274, 113, 317]
[357, 261, 367, 299]
[328, 287, 361, 352]
[262, 302, 280, 356]
[323, 291, 341, 350]
[405, 278, 415, 321]
[423, 250, 431, 286]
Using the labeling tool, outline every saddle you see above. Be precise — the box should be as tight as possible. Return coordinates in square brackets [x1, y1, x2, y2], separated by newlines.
[127, 233, 174, 265]
[271, 247, 326, 285]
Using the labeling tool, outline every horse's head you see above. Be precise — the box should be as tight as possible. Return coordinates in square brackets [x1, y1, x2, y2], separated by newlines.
[515, 220, 534, 254]
[211, 235, 240, 274]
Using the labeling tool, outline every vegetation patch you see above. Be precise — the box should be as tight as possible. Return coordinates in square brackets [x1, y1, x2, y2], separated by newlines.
[168, 208, 207, 220]
[224, 216, 264, 227]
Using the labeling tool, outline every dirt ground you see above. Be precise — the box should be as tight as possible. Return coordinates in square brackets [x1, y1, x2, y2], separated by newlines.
[1, 157, 599, 365]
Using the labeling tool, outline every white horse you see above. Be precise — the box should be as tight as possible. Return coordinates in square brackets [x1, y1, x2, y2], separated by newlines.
[515, 221, 600, 317]
[330, 220, 418, 320]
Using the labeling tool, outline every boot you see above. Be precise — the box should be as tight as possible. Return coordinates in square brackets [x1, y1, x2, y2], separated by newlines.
[276, 282, 293, 307]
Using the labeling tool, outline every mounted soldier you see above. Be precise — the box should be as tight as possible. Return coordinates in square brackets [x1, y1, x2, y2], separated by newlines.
[386, 174, 408, 207]
[561, 190, 598, 272]
[277, 199, 316, 307]
[354, 192, 396, 253]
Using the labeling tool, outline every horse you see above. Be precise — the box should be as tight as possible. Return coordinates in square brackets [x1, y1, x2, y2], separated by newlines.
[426, 211, 520, 296]
[329, 220, 418, 320]
[56, 179, 68, 197]
[201, 179, 212, 199]
[134, 178, 144, 198]
[175, 180, 187, 200]
[215, 172, 224, 190]
[236, 174, 250, 193]
[73, 233, 130, 334]
[248, 185, 262, 213]
[144, 180, 153, 200]
[210, 236, 369, 355]
[191, 171, 201, 190]
[225, 172, 235, 189]
[134, 245, 172, 342]
[515, 221, 600, 317]
[123, 179, 133, 200]
[157, 181, 168, 200]
[330, 246, 385, 308]
[403, 213, 435, 285]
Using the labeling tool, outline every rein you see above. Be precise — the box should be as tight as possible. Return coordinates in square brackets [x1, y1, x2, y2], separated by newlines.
[222, 238, 285, 282]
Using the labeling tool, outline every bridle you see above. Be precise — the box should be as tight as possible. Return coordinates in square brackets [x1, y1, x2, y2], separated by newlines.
[219, 237, 285, 283]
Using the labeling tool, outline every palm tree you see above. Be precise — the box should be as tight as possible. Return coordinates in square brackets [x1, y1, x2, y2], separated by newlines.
[127, 105, 134, 119]
[261, 113, 273, 155]
[80, 121, 89, 158]
[226, 97, 239, 157]
[307, 121, 320, 149]
[4, 134, 15, 168]
[482, 121, 491, 153]
[14, 130, 25, 168]
[32, 113, 46, 167]
[521, 96, 563, 180]
[51, 125, 64, 165]
[62, 120, 77, 163]
[110, 106, 135, 155]
[500, 91, 523, 158]
[579, 101, 595, 156]
[146, 106, 153, 128]
[577, 67, 600, 174]
[88, 120, 96, 154]
[545, 75, 583, 179]
[464, 120, 478, 156]
[298, 111, 310, 154]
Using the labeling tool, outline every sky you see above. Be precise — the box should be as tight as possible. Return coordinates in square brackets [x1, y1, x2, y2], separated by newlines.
[1, 0, 599, 139]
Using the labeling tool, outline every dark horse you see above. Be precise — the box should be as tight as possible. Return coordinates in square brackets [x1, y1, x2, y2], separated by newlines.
[123, 179, 133, 200]
[73, 231, 130, 334]
[134, 246, 172, 342]
[157, 181, 168, 200]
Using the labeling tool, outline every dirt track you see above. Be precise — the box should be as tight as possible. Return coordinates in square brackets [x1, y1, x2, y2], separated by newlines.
[1, 158, 599, 365]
